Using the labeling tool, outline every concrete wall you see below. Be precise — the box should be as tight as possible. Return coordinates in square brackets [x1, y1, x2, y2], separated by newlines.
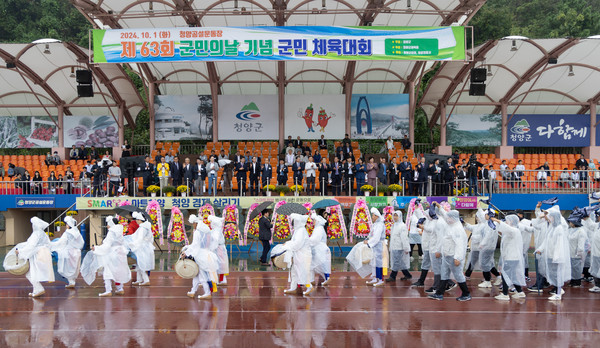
[3, 209, 39, 246]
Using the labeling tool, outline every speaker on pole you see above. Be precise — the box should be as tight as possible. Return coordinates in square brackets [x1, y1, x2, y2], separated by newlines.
[470, 68, 487, 83]
[469, 83, 486, 96]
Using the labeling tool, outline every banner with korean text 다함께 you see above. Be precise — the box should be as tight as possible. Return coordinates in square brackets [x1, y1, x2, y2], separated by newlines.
[507, 114, 590, 147]
[92, 26, 466, 63]
[218, 95, 278, 140]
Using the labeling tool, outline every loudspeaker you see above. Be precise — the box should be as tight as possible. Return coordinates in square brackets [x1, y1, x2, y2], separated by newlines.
[6, 62, 15, 69]
[77, 85, 94, 97]
[76, 69, 93, 84]
[469, 83, 486, 96]
[548, 57, 558, 64]
[470, 68, 487, 83]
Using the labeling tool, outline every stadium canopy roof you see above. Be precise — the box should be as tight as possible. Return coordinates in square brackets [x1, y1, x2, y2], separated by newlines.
[0, 41, 144, 126]
[420, 37, 600, 127]
[71, 0, 486, 96]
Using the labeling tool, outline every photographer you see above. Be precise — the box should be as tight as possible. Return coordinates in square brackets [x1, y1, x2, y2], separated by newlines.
[92, 158, 112, 197]
[108, 160, 121, 197]
[466, 155, 483, 196]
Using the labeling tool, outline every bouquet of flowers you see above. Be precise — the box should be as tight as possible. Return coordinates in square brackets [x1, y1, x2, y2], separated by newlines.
[146, 200, 164, 245]
[383, 206, 395, 237]
[167, 206, 187, 245]
[223, 204, 240, 244]
[117, 200, 131, 233]
[349, 199, 372, 242]
[243, 203, 261, 244]
[272, 200, 292, 240]
[326, 204, 347, 242]
[303, 202, 315, 236]
[199, 203, 215, 229]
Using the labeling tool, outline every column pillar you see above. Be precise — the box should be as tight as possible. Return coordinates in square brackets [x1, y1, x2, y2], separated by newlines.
[495, 102, 514, 159]
[278, 61, 285, 151]
[583, 103, 600, 159]
[408, 81, 415, 150]
[52, 104, 68, 159]
[149, 83, 155, 152]
[436, 103, 452, 155]
[113, 104, 125, 159]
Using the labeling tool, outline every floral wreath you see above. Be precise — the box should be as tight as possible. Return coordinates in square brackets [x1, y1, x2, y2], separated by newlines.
[167, 206, 188, 245]
[303, 202, 315, 236]
[199, 203, 215, 229]
[326, 204, 347, 242]
[349, 199, 372, 242]
[117, 200, 131, 234]
[383, 206, 395, 237]
[146, 200, 163, 245]
[272, 200, 292, 240]
[223, 204, 241, 245]
[243, 203, 261, 245]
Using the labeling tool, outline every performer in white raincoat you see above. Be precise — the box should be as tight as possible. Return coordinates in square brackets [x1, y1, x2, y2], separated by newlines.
[421, 205, 455, 294]
[463, 209, 485, 280]
[126, 211, 155, 286]
[476, 209, 501, 288]
[363, 208, 386, 287]
[282, 213, 314, 296]
[3, 217, 54, 297]
[386, 210, 412, 282]
[535, 206, 571, 300]
[81, 216, 131, 296]
[207, 215, 230, 285]
[567, 217, 587, 287]
[589, 211, 600, 293]
[429, 204, 471, 301]
[514, 209, 534, 280]
[182, 214, 219, 299]
[309, 212, 332, 285]
[411, 207, 430, 287]
[51, 216, 84, 288]
[529, 202, 551, 291]
[490, 215, 527, 300]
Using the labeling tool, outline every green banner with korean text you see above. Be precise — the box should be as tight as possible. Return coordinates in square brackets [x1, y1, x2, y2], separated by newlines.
[92, 26, 466, 63]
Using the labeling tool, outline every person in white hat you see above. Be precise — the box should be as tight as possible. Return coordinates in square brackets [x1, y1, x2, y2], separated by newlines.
[4, 217, 55, 297]
[309, 212, 332, 286]
[207, 214, 230, 285]
[283, 213, 314, 296]
[182, 214, 219, 299]
[364, 207, 385, 287]
[50, 216, 84, 288]
[126, 211, 155, 286]
[81, 216, 131, 296]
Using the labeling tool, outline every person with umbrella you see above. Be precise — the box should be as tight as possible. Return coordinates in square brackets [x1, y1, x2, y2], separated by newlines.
[365, 208, 386, 287]
[259, 209, 273, 265]
[309, 212, 332, 286]
[50, 216, 84, 289]
[125, 212, 155, 286]
[282, 213, 314, 296]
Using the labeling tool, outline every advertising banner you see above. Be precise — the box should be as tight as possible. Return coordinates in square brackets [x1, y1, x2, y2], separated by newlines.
[64, 115, 119, 148]
[507, 114, 590, 147]
[154, 95, 213, 141]
[218, 95, 278, 140]
[16, 197, 55, 208]
[350, 94, 409, 139]
[446, 114, 502, 146]
[92, 26, 466, 63]
[284, 95, 345, 139]
[0, 116, 58, 148]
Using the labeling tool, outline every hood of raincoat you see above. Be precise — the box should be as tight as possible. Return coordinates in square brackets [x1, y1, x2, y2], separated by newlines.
[208, 215, 224, 232]
[132, 211, 146, 222]
[393, 210, 404, 225]
[290, 213, 308, 228]
[505, 214, 519, 227]
[64, 216, 77, 228]
[311, 213, 327, 226]
[475, 209, 486, 224]
[31, 216, 49, 231]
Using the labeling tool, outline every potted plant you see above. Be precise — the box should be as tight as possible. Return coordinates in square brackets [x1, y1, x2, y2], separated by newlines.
[54, 220, 66, 233]
[360, 184, 374, 196]
[262, 184, 276, 197]
[177, 185, 189, 197]
[376, 184, 388, 196]
[388, 184, 403, 197]
[163, 185, 176, 197]
[275, 185, 291, 196]
[146, 185, 160, 197]
[66, 210, 78, 216]
[290, 184, 304, 196]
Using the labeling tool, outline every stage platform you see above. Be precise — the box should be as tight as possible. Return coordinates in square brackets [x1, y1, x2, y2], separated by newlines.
[0, 271, 598, 347]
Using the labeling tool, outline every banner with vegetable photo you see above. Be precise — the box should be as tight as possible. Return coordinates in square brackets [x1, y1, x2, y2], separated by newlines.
[63, 115, 119, 148]
[0, 116, 58, 149]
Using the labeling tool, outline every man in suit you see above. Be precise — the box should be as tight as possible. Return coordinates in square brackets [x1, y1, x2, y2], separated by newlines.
[456, 165, 467, 192]
[194, 158, 207, 196]
[276, 159, 288, 185]
[377, 157, 388, 185]
[343, 157, 355, 196]
[318, 158, 330, 196]
[259, 210, 273, 265]
[399, 156, 412, 192]
[261, 159, 273, 195]
[181, 157, 195, 194]
[388, 157, 400, 185]
[415, 157, 428, 195]
[170, 156, 182, 187]
[248, 156, 261, 196]
[442, 157, 455, 196]
[478, 164, 490, 195]
[236, 157, 248, 196]
[318, 135, 328, 150]
[137, 156, 154, 196]
[292, 156, 304, 187]
[330, 156, 342, 196]
[285, 135, 294, 149]
[294, 136, 303, 151]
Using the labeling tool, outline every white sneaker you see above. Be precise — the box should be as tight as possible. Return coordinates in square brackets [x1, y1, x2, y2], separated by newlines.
[99, 291, 112, 297]
[494, 294, 510, 301]
[198, 293, 211, 300]
[322, 278, 331, 286]
[548, 294, 562, 301]
[186, 292, 195, 298]
[366, 278, 378, 285]
[373, 280, 384, 287]
[284, 288, 297, 294]
[217, 280, 227, 285]
[303, 286, 314, 296]
[493, 277, 503, 286]
[511, 292, 526, 299]
[478, 281, 492, 288]
[589, 286, 600, 293]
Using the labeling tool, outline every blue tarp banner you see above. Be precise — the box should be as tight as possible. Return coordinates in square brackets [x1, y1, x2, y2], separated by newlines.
[507, 114, 590, 147]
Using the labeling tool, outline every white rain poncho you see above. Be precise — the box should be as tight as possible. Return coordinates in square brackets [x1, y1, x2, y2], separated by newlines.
[346, 243, 374, 278]
[425, 209, 447, 274]
[408, 208, 424, 246]
[389, 211, 410, 271]
[124, 217, 155, 272]
[463, 209, 486, 270]
[80, 217, 131, 285]
[536, 208, 571, 287]
[281, 213, 312, 287]
[438, 210, 468, 262]
[309, 214, 332, 279]
[531, 207, 550, 276]
[519, 218, 534, 263]
[496, 215, 526, 288]
[181, 215, 219, 285]
[367, 208, 386, 268]
[567, 224, 588, 279]
[590, 216, 600, 278]
[207, 215, 230, 275]
[477, 212, 498, 272]
[51, 216, 84, 280]
[3, 217, 54, 283]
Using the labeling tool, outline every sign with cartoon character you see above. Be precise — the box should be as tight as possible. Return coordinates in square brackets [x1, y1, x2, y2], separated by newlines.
[218, 95, 279, 140]
[507, 114, 590, 147]
[284, 95, 345, 139]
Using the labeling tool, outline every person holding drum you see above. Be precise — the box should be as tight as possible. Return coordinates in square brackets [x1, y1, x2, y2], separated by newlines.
[51, 216, 84, 289]
[207, 214, 230, 286]
[182, 214, 219, 299]
[364, 208, 386, 287]
[309, 212, 332, 286]
[126, 212, 155, 286]
[3, 217, 54, 297]
[283, 213, 314, 296]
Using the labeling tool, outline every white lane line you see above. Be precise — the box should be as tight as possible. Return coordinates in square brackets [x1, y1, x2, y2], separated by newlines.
[0, 329, 597, 334]
[2, 310, 599, 314]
